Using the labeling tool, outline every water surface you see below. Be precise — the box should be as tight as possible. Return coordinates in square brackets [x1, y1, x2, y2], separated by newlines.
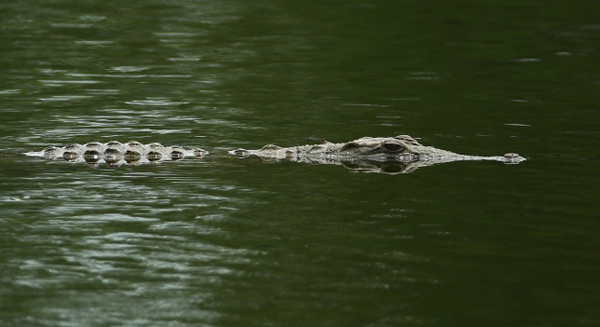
[1, 0, 599, 326]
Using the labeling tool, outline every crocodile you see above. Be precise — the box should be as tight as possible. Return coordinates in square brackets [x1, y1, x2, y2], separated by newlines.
[25, 135, 525, 173]
[25, 141, 208, 167]
[228, 135, 526, 174]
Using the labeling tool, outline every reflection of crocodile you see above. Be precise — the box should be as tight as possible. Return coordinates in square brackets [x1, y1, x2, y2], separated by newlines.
[26, 141, 208, 167]
[228, 135, 526, 174]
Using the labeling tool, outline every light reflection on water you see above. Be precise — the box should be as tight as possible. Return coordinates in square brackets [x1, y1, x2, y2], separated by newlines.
[14, 224, 235, 325]
[3, 167, 256, 326]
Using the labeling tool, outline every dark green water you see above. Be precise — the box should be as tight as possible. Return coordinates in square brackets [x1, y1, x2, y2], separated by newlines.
[1, 1, 599, 326]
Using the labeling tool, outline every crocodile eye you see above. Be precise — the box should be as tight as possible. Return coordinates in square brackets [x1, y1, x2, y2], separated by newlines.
[382, 142, 405, 153]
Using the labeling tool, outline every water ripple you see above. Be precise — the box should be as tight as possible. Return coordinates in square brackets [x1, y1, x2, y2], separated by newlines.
[39, 80, 101, 86]
[74, 40, 115, 46]
[108, 66, 151, 73]
[67, 73, 193, 79]
[39, 95, 93, 102]
[126, 99, 190, 106]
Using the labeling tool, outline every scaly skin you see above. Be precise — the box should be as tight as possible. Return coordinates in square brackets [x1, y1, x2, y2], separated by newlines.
[28, 141, 208, 167]
[228, 135, 526, 174]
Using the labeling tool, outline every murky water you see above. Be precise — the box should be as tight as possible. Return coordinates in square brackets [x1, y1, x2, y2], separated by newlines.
[1, 1, 599, 326]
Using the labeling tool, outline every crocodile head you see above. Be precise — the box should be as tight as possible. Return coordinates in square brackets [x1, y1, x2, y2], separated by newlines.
[337, 135, 422, 157]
